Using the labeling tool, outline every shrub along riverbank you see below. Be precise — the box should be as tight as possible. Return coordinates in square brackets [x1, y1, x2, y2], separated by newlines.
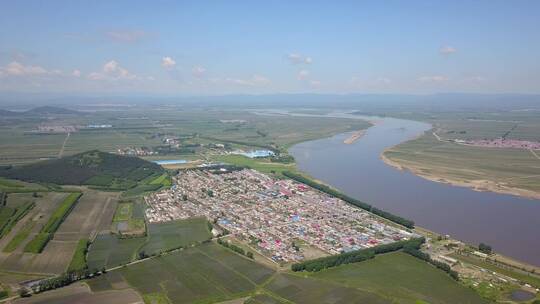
[282, 171, 414, 228]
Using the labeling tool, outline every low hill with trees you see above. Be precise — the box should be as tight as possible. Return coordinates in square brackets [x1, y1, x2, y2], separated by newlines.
[0, 150, 163, 190]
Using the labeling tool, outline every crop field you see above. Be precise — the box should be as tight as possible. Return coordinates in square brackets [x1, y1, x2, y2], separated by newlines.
[0, 129, 66, 165]
[0, 201, 34, 239]
[266, 273, 389, 304]
[149, 173, 171, 186]
[245, 294, 285, 304]
[308, 252, 488, 304]
[67, 239, 89, 272]
[112, 202, 132, 222]
[110, 200, 145, 237]
[54, 190, 118, 242]
[425, 111, 540, 142]
[0, 189, 118, 275]
[0, 192, 67, 258]
[0, 108, 370, 165]
[0, 178, 46, 193]
[23, 193, 82, 253]
[88, 217, 212, 270]
[117, 242, 274, 304]
[13, 282, 143, 304]
[86, 234, 146, 270]
[2, 219, 35, 252]
[140, 217, 211, 255]
[384, 133, 540, 194]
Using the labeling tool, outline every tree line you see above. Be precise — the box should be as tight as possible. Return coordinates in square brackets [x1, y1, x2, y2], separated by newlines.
[282, 171, 414, 228]
[217, 238, 254, 259]
[403, 246, 459, 280]
[291, 237, 425, 272]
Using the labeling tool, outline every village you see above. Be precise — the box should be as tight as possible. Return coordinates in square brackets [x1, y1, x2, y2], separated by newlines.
[145, 168, 417, 263]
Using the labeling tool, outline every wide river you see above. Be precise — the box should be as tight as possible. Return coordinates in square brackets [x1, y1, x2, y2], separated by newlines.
[286, 112, 540, 266]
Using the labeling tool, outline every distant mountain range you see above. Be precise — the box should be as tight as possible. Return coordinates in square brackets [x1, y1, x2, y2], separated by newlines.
[0, 106, 80, 117]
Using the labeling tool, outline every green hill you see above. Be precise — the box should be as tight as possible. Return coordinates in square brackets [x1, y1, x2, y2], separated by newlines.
[0, 150, 163, 189]
[24, 106, 79, 115]
[0, 106, 79, 117]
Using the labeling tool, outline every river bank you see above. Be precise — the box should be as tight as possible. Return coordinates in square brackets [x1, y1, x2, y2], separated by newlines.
[380, 148, 540, 201]
[289, 115, 540, 266]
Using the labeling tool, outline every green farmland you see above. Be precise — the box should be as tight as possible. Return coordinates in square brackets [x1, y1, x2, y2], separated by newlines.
[310, 252, 488, 304]
[86, 234, 147, 270]
[140, 217, 212, 255]
[384, 132, 540, 196]
[87, 217, 212, 270]
[23, 192, 82, 253]
[83, 241, 491, 304]
[118, 243, 274, 304]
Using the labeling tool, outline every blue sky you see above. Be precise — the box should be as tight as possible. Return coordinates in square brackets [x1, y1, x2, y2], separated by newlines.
[1, 1, 539, 95]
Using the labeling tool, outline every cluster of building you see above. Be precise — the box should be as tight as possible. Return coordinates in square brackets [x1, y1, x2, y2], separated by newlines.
[145, 169, 416, 263]
[455, 138, 540, 150]
[34, 125, 78, 133]
[230, 149, 275, 158]
[162, 136, 181, 147]
[117, 146, 157, 156]
[85, 124, 112, 129]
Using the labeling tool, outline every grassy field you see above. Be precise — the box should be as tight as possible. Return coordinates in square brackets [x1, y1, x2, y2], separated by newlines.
[118, 242, 274, 304]
[88, 217, 212, 270]
[0, 108, 370, 165]
[212, 154, 298, 176]
[140, 217, 211, 255]
[448, 253, 540, 287]
[13, 282, 143, 304]
[307, 252, 489, 304]
[86, 234, 146, 270]
[67, 239, 89, 272]
[0, 201, 34, 239]
[112, 202, 132, 222]
[111, 201, 145, 237]
[149, 173, 171, 186]
[266, 273, 389, 304]
[384, 132, 540, 196]
[382, 109, 540, 198]
[2, 219, 35, 252]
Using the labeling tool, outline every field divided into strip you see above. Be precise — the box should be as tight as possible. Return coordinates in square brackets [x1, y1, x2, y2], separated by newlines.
[87, 217, 212, 270]
[89, 242, 275, 304]
[0, 190, 118, 275]
[23, 193, 82, 253]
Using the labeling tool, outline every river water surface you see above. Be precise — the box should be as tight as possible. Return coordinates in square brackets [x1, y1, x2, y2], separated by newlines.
[286, 113, 540, 266]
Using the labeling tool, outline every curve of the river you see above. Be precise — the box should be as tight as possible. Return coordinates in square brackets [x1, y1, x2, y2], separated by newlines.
[287, 113, 540, 266]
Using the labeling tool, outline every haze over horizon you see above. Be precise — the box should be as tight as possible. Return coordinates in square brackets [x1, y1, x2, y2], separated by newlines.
[1, 1, 540, 96]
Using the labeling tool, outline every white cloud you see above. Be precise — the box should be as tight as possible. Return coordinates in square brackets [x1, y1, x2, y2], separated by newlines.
[106, 30, 148, 43]
[297, 69, 310, 80]
[287, 53, 312, 64]
[224, 74, 270, 86]
[439, 46, 457, 55]
[161, 57, 176, 69]
[418, 75, 449, 82]
[72, 69, 81, 77]
[191, 66, 206, 78]
[2, 61, 48, 76]
[88, 60, 137, 81]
